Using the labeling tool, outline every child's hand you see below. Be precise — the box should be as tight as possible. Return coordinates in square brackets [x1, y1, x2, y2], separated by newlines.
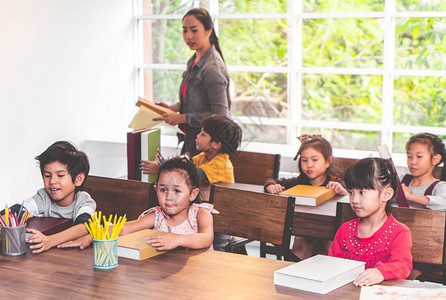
[401, 183, 412, 198]
[26, 228, 53, 254]
[140, 160, 160, 174]
[147, 233, 179, 251]
[353, 268, 384, 286]
[57, 234, 93, 250]
[266, 184, 285, 194]
[326, 181, 348, 195]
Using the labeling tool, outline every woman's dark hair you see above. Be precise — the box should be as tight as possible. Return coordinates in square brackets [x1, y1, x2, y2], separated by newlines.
[294, 136, 333, 178]
[35, 141, 90, 192]
[406, 132, 446, 180]
[345, 157, 398, 212]
[157, 155, 203, 203]
[183, 7, 225, 62]
[201, 115, 242, 154]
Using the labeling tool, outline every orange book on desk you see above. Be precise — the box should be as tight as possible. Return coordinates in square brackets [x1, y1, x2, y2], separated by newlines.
[280, 185, 335, 206]
[118, 229, 168, 261]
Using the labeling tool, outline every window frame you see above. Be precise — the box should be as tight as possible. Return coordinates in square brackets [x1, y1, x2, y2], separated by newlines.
[135, 0, 446, 161]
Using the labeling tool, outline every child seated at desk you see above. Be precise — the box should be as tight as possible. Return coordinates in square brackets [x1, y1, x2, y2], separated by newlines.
[22, 141, 96, 253]
[141, 115, 242, 251]
[400, 133, 446, 210]
[140, 114, 242, 184]
[264, 135, 347, 261]
[60, 156, 215, 250]
[329, 157, 413, 286]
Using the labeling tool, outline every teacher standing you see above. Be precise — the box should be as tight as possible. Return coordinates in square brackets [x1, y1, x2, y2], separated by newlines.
[154, 7, 231, 157]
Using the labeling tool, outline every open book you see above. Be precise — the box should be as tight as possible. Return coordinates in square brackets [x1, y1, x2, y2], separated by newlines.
[377, 145, 409, 207]
[129, 97, 176, 130]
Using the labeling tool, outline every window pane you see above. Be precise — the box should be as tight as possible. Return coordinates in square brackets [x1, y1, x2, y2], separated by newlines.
[219, 19, 287, 67]
[146, 69, 182, 103]
[395, 18, 446, 70]
[303, 18, 384, 68]
[396, 0, 446, 11]
[218, 0, 288, 14]
[239, 123, 287, 144]
[144, 1, 207, 15]
[302, 128, 381, 151]
[302, 74, 382, 123]
[303, 0, 384, 13]
[143, 19, 190, 64]
[230, 72, 287, 118]
[394, 76, 446, 127]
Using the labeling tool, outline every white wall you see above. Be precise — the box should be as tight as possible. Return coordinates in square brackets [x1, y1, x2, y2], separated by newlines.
[0, 0, 136, 206]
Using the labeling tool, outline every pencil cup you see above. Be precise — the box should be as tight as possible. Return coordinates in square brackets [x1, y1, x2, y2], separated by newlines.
[1, 225, 26, 256]
[93, 238, 118, 269]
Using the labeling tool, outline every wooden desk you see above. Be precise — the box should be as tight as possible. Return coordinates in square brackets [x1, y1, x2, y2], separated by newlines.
[214, 182, 349, 240]
[0, 246, 361, 299]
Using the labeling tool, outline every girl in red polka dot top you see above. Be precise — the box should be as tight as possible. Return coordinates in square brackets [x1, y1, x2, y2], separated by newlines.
[329, 157, 413, 287]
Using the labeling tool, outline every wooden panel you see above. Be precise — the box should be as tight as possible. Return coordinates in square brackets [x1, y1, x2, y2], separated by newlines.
[332, 157, 357, 179]
[231, 151, 280, 185]
[292, 212, 337, 240]
[336, 203, 446, 265]
[83, 175, 152, 220]
[211, 185, 293, 245]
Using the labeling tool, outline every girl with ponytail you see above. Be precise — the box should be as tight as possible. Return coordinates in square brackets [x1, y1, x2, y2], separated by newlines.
[401, 132, 446, 210]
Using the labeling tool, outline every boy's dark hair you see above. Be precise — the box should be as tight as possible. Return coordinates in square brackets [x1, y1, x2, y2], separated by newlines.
[345, 157, 398, 212]
[36, 141, 90, 191]
[157, 154, 203, 203]
[294, 136, 334, 177]
[406, 132, 446, 180]
[201, 115, 242, 155]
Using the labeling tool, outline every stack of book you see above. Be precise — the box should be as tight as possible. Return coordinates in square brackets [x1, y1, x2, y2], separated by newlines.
[127, 98, 168, 182]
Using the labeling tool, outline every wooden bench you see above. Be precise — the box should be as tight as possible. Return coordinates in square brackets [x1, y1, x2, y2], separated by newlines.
[231, 151, 280, 185]
[83, 175, 153, 220]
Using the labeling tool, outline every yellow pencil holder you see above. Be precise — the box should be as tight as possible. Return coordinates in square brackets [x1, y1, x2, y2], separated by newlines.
[1, 225, 26, 256]
[93, 237, 118, 269]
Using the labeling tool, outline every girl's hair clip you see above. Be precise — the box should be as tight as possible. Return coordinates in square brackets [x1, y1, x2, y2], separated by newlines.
[178, 153, 192, 161]
[297, 134, 322, 143]
[294, 134, 322, 160]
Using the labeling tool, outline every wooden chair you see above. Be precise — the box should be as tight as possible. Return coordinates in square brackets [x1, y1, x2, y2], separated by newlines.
[231, 151, 280, 185]
[209, 184, 295, 260]
[83, 175, 153, 220]
[335, 202, 446, 283]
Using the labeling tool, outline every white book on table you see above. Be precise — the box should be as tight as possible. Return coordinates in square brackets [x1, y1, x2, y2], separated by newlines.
[274, 255, 365, 294]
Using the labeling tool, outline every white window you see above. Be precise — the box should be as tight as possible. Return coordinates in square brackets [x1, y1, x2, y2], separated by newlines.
[135, 0, 446, 159]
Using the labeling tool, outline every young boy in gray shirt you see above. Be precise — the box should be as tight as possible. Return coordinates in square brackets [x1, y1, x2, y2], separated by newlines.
[23, 141, 96, 253]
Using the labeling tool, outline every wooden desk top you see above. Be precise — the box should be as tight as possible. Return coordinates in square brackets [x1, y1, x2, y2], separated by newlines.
[1, 247, 362, 299]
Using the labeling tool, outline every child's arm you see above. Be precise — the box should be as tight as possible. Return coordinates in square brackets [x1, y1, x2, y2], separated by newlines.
[401, 183, 430, 206]
[147, 208, 213, 250]
[358, 227, 412, 286]
[57, 234, 93, 250]
[265, 184, 285, 194]
[326, 181, 348, 195]
[403, 182, 446, 210]
[120, 212, 155, 236]
[27, 223, 88, 254]
[264, 177, 299, 194]
[353, 268, 384, 287]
